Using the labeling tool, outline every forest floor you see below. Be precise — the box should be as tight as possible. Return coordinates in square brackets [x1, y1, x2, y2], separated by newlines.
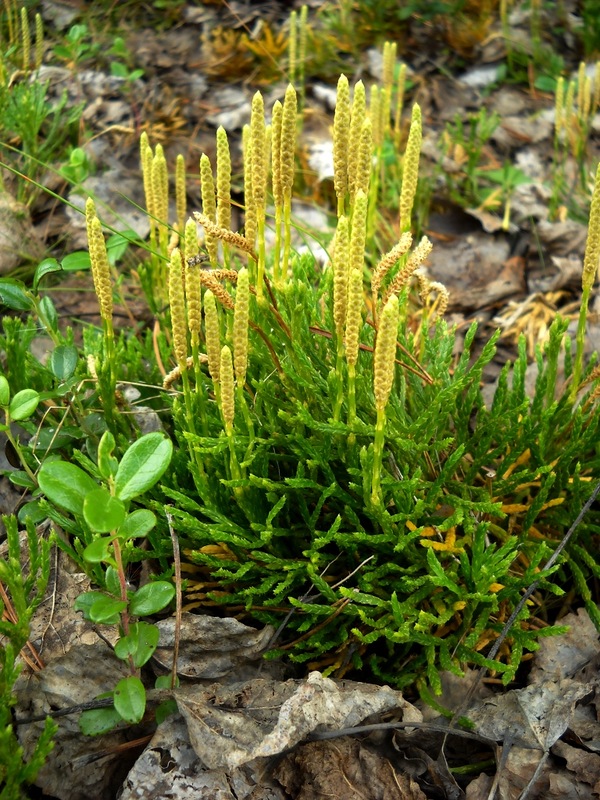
[2, 1, 600, 798]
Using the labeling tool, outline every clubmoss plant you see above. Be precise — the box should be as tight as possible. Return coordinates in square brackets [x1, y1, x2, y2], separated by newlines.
[250, 91, 267, 295]
[0, 6, 82, 205]
[200, 153, 218, 267]
[6, 69, 600, 702]
[371, 293, 399, 505]
[333, 75, 350, 218]
[0, 516, 56, 797]
[551, 61, 600, 218]
[216, 126, 232, 264]
[175, 153, 186, 234]
[393, 62, 407, 150]
[347, 80, 366, 207]
[278, 83, 297, 283]
[572, 161, 600, 399]
[271, 99, 284, 274]
[399, 104, 422, 234]
[151, 144, 169, 257]
[146, 84, 600, 692]
[288, 5, 308, 111]
[85, 197, 117, 430]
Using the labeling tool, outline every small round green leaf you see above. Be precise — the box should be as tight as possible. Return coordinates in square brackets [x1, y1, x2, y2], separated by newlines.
[49, 345, 78, 381]
[17, 500, 47, 525]
[83, 488, 125, 533]
[9, 389, 40, 421]
[89, 596, 127, 624]
[116, 509, 156, 540]
[30, 426, 81, 452]
[0, 278, 32, 310]
[105, 566, 121, 597]
[38, 461, 98, 516]
[79, 705, 123, 736]
[97, 431, 118, 480]
[114, 622, 159, 668]
[106, 231, 138, 266]
[155, 699, 178, 725]
[155, 674, 178, 690]
[75, 591, 126, 624]
[110, 61, 127, 78]
[75, 590, 107, 618]
[61, 251, 91, 271]
[9, 470, 36, 489]
[114, 433, 173, 501]
[82, 536, 112, 564]
[128, 581, 175, 616]
[0, 375, 9, 406]
[113, 676, 145, 724]
[114, 635, 136, 661]
[38, 295, 58, 335]
[33, 258, 61, 293]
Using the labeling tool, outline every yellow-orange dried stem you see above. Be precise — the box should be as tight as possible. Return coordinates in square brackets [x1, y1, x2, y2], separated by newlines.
[193, 212, 256, 259]
[371, 232, 413, 303]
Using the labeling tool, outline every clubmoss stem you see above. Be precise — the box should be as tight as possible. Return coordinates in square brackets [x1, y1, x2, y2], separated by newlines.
[280, 84, 297, 283]
[251, 92, 267, 297]
[371, 294, 399, 506]
[572, 162, 600, 400]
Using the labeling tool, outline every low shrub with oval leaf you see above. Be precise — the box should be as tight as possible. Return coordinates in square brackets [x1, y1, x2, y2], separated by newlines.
[37, 430, 175, 733]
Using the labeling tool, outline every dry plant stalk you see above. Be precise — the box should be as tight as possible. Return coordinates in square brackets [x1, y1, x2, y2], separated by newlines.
[371, 232, 413, 305]
[193, 212, 257, 260]
[382, 236, 433, 307]
[163, 354, 209, 389]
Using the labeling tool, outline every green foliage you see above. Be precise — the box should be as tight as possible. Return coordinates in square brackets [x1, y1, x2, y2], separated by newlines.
[438, 108, 500, 205]
[318, 0, 473, 53]
[107, 37, 144, 84]
[0, 76, 83, 204]
[0, 13, 599, 708]
[52, 24, 97, 68]
[0, 516, 57, 799]
[580, 0, 600, 57]
[36, 430, 175, 732]
[3, 167, 600, 699]
[154, 262, 598, 689]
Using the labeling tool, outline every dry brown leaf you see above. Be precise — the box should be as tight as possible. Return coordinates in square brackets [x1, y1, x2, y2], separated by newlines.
[175, 672, 413, 770]
[274, 737, 427, 800]
[153, 613, 275, 679]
